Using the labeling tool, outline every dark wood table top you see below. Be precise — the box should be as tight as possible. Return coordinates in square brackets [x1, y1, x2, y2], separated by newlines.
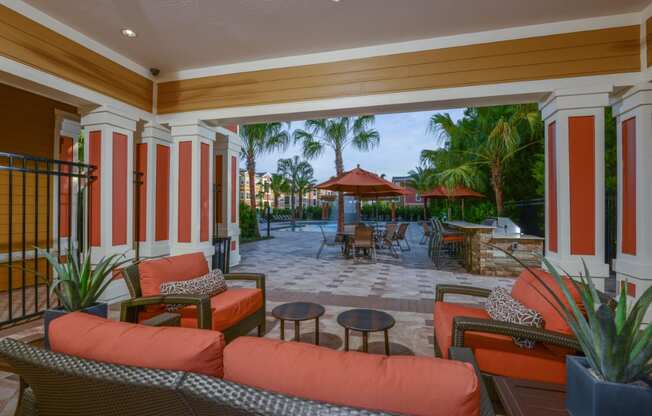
[272, 302, 325, 321]
[494, 376, 568, 416]
[337, 309, 395, 332]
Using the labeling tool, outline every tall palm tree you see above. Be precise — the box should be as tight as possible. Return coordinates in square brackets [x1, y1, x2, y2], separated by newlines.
[425, 105, 539, 215]
[270, 173, 289, 209]
[296, 173, 316, 219]
[293, 116, 379, 231]
[240, 123, 290, 236]
[277, 156, 313, 223]
[407, 166, 435, 219]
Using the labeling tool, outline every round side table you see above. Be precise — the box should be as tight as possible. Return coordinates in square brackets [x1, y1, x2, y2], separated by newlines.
[337, 308, 395, 355]
[272, 302, 325, 345]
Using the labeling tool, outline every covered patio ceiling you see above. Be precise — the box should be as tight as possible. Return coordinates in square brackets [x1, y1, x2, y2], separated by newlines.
[22, 0, 649, 74]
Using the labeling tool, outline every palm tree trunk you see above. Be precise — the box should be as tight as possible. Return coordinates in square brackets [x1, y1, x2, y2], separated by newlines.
[246, 156, 260, 237]
[491, 164, 504, 216]
[335, 146, 345, 232]
[273, 193, 279, 209]
[298, 191, 304, 219]
[290, 191, 296, 226]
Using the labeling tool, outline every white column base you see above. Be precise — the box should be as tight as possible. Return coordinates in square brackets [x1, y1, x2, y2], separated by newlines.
[170, 242, 215, 265]
[138, 241, 170, 258]
[97, 278, 130, 305]
[544, 253, 608, 291]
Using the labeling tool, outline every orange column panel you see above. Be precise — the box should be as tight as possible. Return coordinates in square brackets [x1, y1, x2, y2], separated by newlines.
[112, 133, 128, 246]
[89, 131, 101, 247]
[547, 122, 558, 253]
[136, 143, 147, 242]
[155, 145, 170, 241]
[200, 143, 209, 242]
[622, 117, 637, 255]
[231, 155, 237, 223]
[178, 142, 192, 242]
[568, 116, 596, 255]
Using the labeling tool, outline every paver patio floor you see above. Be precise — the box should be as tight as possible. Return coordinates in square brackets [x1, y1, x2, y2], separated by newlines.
[234, 224, 516, 357]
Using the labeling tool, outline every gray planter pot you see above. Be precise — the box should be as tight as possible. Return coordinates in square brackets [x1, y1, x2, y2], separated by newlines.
[567, 356, 652, 416]
[43, 303, 108, 349]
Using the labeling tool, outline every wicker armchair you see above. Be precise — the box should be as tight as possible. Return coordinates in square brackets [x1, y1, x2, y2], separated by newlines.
[434, 284, 580, 357]
[433, 276, 583, 385]
[120, 263, 266, 343]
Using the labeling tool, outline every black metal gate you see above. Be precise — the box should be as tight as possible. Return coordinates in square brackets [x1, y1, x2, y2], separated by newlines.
[0, 152, 95, 328]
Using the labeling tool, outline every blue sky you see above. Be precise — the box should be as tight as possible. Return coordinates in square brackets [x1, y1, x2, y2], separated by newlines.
[255, 108, 466, 182]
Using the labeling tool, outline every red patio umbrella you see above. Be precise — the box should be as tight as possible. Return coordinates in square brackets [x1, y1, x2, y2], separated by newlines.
[317, 165, 406, 225]
[422, 185, 485, 220]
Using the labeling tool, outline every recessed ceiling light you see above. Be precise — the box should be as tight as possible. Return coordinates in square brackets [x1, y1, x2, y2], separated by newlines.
[121, 28, 137, 38]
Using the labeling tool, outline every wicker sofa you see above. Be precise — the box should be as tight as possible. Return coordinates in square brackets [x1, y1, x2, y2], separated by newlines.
[433, 268, 583, 384]
[1, 312, 495, 416]
[119, 252, 265, 343]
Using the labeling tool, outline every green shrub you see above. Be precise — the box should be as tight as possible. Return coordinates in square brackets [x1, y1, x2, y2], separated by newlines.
[239, 202, 259, 239]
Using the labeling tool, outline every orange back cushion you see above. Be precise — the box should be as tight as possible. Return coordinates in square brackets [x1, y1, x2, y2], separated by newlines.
[139, 252, 209, 296]
[50, 312, 224, 378]
[511, 268, 583, 335]
[224, 337, 480, 416]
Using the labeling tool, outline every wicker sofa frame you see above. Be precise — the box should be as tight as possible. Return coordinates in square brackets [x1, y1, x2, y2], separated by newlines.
[0, 339, 495, 416]
[119, 264, 266, 343]
[433, 284, 581, 358]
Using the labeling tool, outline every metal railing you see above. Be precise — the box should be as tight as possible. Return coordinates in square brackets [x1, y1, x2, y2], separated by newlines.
[0, 152, 96, 327]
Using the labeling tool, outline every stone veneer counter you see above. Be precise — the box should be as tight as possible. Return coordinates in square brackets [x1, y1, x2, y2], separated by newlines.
[445, 221, 544, 277]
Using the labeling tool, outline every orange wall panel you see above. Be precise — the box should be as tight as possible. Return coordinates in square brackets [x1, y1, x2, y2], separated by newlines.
[155, 145, 170, 241]
[622, 117, 637, 255]
[178, 142, 192, 243]
[111, 133, 128, 246]
[200, 143, 209, 242]
[58, 136, 73, 238]
[547, 122, 558, 253]
[568, 116, 596, 256]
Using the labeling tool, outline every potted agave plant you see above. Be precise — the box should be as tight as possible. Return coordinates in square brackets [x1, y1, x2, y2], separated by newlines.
[525, 258, 652, 416]
[39, 248, 129, 348]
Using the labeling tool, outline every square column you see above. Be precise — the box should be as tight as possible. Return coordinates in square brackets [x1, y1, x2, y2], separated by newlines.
[612, 83, 652, 323]
[540, 88, 610, 289]
[53, 113, 81, 251]
[81, 106, 138, 303]
[215, 128, 242, 266]
[170, 121, 216, 262]
[136, 124, 172, 258]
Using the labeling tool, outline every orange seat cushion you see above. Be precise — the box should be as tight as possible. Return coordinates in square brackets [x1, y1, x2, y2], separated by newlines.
[50, 312, 224, 378]
[434, 301, 567, 384]
[140, 288, 263, 332]
[138, 252, 209, 297]
[444, 235, 464, 242]
[224, 337, 480, 416]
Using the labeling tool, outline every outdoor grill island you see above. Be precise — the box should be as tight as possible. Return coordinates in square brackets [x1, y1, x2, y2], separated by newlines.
[444, 219, 544, 277]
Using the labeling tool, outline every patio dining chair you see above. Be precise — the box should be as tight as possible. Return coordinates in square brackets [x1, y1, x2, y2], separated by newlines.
[395, 223, 410, 251]
[352, 225, 376, 262]
[420, 221, 431, 245]
[430, 219, 464, 268]
[316, 225, 340, 259]
[380, 223, 399, 258]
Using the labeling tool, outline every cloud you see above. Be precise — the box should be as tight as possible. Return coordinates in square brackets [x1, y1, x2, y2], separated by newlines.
[254, 108, 465, 181]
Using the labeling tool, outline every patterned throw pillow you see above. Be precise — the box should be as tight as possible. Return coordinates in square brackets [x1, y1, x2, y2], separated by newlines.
[486, 287, 545, 349]
[159, 269, 227, 312]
